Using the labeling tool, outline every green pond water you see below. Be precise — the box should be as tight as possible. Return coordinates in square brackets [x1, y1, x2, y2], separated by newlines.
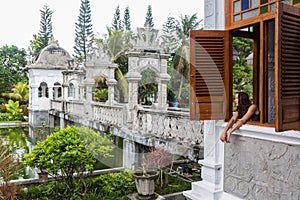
[0, 126, 123, 180]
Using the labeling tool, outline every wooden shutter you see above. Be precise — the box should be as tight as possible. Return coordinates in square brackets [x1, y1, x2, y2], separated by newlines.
[190, 30, 231, 121]
[276, 3, 300, 131]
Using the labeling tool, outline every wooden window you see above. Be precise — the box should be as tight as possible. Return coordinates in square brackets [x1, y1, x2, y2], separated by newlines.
[190, 3, 300, 132]
[275, 3, 300, 131]
[190, 30, 231, 121]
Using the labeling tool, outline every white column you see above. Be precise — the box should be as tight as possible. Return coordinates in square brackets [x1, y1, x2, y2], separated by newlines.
[123, 139, 138, 170]
[107, 79, 117, 105]
[155, 74, 170, 110]
[184, 0, 242, 199]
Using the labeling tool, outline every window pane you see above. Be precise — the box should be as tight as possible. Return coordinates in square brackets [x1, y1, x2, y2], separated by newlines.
[260, 5, 268, 14]
[242, 0, 249, 10]
[251, 0, 259, 7]
[282, 0, 291, 3]
[270, 3, 276, 11]
[234, 15, 241, 22]
[234, 1, 241, 13]
[242, 9, 258, 19]
[260, 0, 268, 3]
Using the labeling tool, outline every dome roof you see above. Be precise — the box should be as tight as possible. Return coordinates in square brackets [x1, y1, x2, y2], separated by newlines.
[27, 39, 72, 70]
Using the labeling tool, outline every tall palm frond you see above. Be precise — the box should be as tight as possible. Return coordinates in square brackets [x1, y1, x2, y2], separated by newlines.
[163, 13, 202, 99]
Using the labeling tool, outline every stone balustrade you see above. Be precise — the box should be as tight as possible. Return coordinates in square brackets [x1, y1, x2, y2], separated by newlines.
[50, 101, 204, 154]
[133, 107, 204, 146]
[92, 103, 126, 127]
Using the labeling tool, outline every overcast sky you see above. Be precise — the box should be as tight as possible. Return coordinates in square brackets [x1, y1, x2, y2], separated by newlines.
[0, 0, 204, 54]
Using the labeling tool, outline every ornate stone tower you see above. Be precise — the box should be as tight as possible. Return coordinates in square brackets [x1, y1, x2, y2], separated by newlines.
[126, 24, 171, 113]
[26, 39, 72, 127]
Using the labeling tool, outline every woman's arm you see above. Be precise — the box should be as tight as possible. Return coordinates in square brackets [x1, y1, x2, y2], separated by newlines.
[220, 111, 238, 142]
[225, 104, 257, 142]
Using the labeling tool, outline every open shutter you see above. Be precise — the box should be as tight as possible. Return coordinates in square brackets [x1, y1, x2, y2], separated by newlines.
[276, 3, 300, 131]
[190, 30, 231, 121]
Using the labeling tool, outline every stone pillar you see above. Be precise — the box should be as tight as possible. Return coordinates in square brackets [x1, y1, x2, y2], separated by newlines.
[31, 85, 39, 108]
[62, 83, 68, 100]
[48, 86, 53, 100]
[155, 74, 170, 110]
[123, 139, 138, 170]
[107, 79, 117, 105]
[49, 114, 55, 128]
[85, 84, 93, 102]
[59, 112, 65, 129]
[54, 87, 58, 99]
[126, 72, 141, 125]
[204, 0, 224, 30]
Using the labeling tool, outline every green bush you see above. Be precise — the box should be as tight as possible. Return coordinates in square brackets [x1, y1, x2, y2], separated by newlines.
[5, 100, 22, 115]
[0, 104, 6, 113]
[20, 171, 136, 200]
[93, 88, 108, 102]
[23, 126, 113, 198]
[0, 113, 21, 122]
[156, 173, 191, 195]
[90, 171, 136, 199]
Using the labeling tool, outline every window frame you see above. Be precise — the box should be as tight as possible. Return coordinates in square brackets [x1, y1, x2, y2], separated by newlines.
[190, 2, 300, 132]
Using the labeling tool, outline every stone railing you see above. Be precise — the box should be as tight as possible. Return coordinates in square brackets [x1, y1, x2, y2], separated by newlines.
[132, 107, 204, 146]
[65, 101, 85, 117]
[51, 100, 63, 112]
[92, 103, 126, 127]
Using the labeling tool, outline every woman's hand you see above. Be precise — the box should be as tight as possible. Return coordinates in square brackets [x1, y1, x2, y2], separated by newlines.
[220, 130, 228, 142]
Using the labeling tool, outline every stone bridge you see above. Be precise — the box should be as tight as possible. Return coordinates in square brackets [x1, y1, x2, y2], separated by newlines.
[28, 26, 204, 169]
[49, 99, 204, 166]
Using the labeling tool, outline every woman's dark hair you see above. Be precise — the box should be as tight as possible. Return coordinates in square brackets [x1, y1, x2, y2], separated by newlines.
[237, 92, 251, 118]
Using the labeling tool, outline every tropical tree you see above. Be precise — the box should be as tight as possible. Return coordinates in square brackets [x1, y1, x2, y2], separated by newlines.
[162, 14, 202, 100]
[112, 5, 122, 31]
[96, 28, 132, 102]
[123, 6, 131, 31]
[38, 4, 53, 49]
[232, 37, 253, 98]
[145, 5, 154, 27]
[74, 0, 94, 62]
[0, 45, 27, 94]
[2, 82, 29, 103]
[28, 4, 53, 62]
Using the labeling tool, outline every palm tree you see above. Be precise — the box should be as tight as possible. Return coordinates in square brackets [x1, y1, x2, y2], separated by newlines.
[163, 14, 202, 99]
[95, 27, 133, 102]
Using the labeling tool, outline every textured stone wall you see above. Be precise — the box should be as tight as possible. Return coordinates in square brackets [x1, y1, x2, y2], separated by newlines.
[224, 135, 300, 200]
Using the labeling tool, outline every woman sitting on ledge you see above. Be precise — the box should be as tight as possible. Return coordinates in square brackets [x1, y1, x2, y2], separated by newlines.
[220, 91, 259, 143]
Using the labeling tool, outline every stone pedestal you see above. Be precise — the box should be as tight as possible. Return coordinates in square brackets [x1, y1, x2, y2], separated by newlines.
[183, 121, 243, 200]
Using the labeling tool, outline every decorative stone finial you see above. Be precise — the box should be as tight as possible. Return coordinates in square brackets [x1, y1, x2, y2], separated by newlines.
[132, 24, 164, 52]
[48, 37, 59, 46]
[86, 43, 113, 65]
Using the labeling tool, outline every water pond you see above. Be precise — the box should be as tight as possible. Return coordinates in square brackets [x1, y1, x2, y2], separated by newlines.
[0, 126, 123, 180]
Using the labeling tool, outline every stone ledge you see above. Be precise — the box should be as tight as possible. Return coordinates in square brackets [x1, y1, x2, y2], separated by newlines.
[0, 122, 28, 128]
[217, 121, 300, 145]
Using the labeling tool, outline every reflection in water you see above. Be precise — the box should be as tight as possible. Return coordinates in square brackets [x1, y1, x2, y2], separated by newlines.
[0, 126, 36, 179]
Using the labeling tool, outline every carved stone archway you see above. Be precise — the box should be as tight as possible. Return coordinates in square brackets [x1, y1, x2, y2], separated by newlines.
[126, 24, 171, 110]
[85, 43, 117, 105]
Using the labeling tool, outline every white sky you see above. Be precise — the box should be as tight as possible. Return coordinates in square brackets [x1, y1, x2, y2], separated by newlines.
[0, 0, 204, 54]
